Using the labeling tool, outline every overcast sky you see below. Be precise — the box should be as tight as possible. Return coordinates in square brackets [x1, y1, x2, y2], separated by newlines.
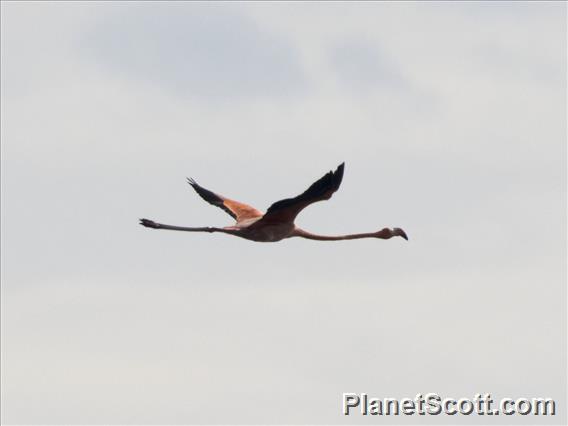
[1, 1, 566, 424]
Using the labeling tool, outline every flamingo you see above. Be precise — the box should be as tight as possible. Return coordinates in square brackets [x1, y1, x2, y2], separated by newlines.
[139, 163, 408, 242]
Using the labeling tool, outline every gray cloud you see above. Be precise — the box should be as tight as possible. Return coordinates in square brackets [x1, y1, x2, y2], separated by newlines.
[329, 40, 407, 93]
[83, 3, 307, 100]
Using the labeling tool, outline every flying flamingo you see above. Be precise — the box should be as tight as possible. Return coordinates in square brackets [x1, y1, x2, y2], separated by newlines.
[139, 163, 408, 242]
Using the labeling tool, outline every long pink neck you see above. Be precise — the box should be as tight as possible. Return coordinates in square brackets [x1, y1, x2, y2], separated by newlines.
[293, 228, 391, 241]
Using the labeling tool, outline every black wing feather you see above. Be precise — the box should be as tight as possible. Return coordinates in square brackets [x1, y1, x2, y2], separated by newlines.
[187, 178, 237, 219]
[264, 162, 345, 219]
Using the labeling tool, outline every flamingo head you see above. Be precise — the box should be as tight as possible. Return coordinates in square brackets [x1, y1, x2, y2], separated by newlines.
[379, 227, 408, 240]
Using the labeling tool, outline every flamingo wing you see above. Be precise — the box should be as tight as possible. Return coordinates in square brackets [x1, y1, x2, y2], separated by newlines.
[187, 178, 263, 223]
[259, 162, 345, 225]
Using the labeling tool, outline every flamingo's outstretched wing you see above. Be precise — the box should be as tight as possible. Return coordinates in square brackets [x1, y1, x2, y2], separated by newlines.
[187, 178, 263, 223]
[259, 162, 345, 225]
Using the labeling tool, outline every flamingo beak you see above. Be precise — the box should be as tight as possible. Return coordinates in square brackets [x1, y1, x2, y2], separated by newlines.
[394, 228, 408, 240]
